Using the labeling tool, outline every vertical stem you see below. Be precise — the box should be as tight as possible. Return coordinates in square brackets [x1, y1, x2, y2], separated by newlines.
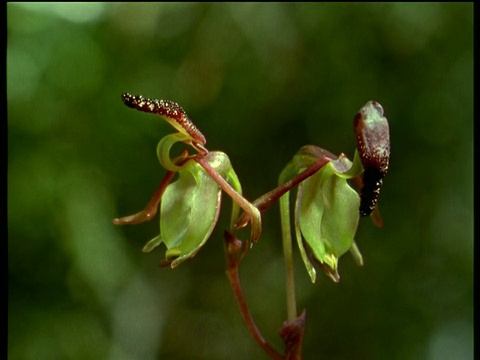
[280, 192, 297, 322]
[273, 157, 332, 322]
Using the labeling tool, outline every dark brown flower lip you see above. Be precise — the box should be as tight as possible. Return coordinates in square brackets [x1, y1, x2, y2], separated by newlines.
[122, 93, 206, 146]
[354, 101, 390, 216]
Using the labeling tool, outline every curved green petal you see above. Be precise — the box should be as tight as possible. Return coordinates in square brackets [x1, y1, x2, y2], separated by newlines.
[293, 185, 317, 283]
[329, 150, 364, 179]
[157, 133, 193, 172]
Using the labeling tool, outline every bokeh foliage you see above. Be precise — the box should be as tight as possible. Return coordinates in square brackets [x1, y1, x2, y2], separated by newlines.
[8, 3, 472, 360]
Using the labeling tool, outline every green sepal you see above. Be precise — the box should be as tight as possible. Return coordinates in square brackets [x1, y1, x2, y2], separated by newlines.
[294, 185, 317, 283]
[143, 151, 236, 268]
[298, 156, 360, 266]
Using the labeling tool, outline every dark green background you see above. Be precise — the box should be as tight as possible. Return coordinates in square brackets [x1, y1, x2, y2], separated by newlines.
[8, 3, 473, 359]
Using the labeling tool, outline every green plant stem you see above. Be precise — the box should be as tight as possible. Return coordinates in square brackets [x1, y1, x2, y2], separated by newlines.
[280, 192, 297, 322]
[276, 157, 331, 322]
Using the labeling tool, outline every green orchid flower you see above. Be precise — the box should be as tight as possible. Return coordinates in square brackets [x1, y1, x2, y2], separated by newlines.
[142, 149, 241, 268]
[279, 146, 365, 283]
[114, 93, 261, 267]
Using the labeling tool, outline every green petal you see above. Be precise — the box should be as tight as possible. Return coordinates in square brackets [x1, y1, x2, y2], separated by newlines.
[298, 158, 360, 268]
[142, 234, 163, 253]
[293, 185, 317, 283]
[159, 152, 234, 267]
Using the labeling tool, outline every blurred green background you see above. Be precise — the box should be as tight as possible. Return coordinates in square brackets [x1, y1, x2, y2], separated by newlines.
[8, 3, 473, 360]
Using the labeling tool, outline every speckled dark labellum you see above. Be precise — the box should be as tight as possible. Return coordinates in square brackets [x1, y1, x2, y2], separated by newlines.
[354, 101, 390, 216]
[122, 93, 206, 146]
